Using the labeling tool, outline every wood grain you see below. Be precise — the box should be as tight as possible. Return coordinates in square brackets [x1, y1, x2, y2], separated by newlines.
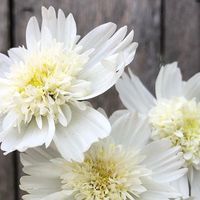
[0, 1, 16, 200]
[164, 0, 200, 79]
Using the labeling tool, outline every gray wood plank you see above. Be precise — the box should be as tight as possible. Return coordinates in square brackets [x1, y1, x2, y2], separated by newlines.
[13, 1, 161, 198]
[164, 0, 200, 79]
[0, 1, 16, 200]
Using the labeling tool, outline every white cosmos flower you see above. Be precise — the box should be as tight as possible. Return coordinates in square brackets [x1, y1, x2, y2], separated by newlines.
[0, 6, 138, 161]
[20, 112, 187, 200]
[116, 62, 200, 199]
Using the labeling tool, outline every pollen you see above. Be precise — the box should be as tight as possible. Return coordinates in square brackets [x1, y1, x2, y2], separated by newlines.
[149, 97, 200, 168]
[60, 141, 149, 199]
[5, 42, 90, 127]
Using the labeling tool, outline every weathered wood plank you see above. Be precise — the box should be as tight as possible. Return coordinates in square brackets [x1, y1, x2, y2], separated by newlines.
[164, 0, 200, 78]
[13, 1, 161, 198]
[0, 1, 16, 200]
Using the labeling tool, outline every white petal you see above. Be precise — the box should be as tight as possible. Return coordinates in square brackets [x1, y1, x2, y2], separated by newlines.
[112, 30, 134, 53]
[86, 26, 128, 68]
[23, 162, 63, 178]
[35, 115, 42, 129]
[190, 168, 200, 198]
[142, 139, 187, 183]
[141, 177, 181, 199]
[16, 119, 48, 152]
[183, 73, 200, 101]
[78, 61, 120, 100]
[111, 112, 151, 149]
[20, 176, 61, 197]
[64, 13, 77, 49]
[78, 22, 117, 52]
[53, 105, 111, 162]
[155, 62, 183, 99]
[62, 104, 72, 124]
[42, 191, 73, 200]
[26, 17, 41, 51]
[56, 9, 66, 42]
[8, 47, 28, 63]
[41, 6, 57, 38]
[41, 26, 53, 49]
[171, 174, 190, 199]
[0, 127, 23, 153]
[2, 111, 17, 131]
[20, 146, 59, 166]
[109, 109, 129, 124]
[116, 70, 156, 113]
[45, 116, 55, 148]
[69, 79, 91, 99]
[115, 42, 138, 70]
[0, 53, 12, 77]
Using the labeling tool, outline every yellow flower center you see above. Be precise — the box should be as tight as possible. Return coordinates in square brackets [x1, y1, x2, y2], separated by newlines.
[60, 142, 149, 199]
[149, 97, 200, 168]
[3, 43, 90, 127]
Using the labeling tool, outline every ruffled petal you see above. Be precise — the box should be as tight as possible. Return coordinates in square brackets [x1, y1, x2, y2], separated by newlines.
[78, 22, 117, 52]
[183, 73, 200, 101]
[41, 6, 57, 38]
[190, 168, 200, 198]
[0, 53, 12, 77]
[155, 62, 183, 99]
[26, 17, 41, 51]
[171, 174, 190, 199]
[64, 13, 77, 49]
[53, 105, 111, 162]
[111, 112, 151, 149]
[141, 177, 181, 200]
[142, 139, 187, 183]
[116, 70, 156, 113]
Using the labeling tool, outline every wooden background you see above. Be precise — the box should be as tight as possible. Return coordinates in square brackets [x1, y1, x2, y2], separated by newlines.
[0, 0, 199, 199]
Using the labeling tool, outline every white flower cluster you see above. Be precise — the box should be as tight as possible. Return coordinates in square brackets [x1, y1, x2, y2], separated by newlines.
[0, 6, 199, 200]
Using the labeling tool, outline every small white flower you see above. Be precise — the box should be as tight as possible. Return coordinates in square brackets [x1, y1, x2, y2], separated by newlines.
[20, 112, 186, 200]
[0, 6, 138, 161]
[116, 62, 200, 198]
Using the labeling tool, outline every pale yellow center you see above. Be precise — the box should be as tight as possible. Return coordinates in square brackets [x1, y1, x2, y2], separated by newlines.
[149, 97, 200, 168]
[3, 44, 90, 127]
[60, 142, 148, 199]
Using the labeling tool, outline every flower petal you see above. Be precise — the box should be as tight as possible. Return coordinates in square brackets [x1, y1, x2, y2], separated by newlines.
[85, 26, 128, 68]
[183, 73, 200, 101]
[41, 6, 57, 38]
[111, 112, 151, 149]
[53, 105, 111, 162]
[45, 116, 55, 148]
[16, 120, 48, 152]
[2, 111, 17, 131]
[116, 70, 156, 113]
[78, 22, 117, 52]
[77, 61, 120, 100]
[0, 54, 12, 77]
[56, 9, 65, 42]
[191, 168, 200, 198]
[0, 127, 23, 153]
[20, 146, 59, 166]
[141, 178, 181, 199]
[142, 139, 187, 183]
[26, 17, 41, 51]
[155, 62, 183, 99]
[64, 13, 77, 49]
[171, 174, 190, 199]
